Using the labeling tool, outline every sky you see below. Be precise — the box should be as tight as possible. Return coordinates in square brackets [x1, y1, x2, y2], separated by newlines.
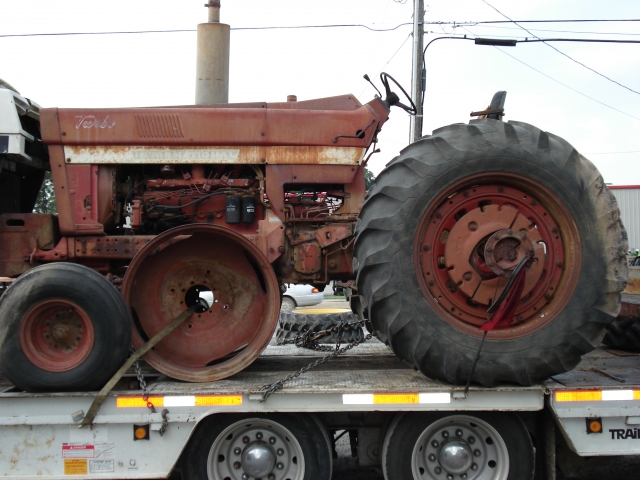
[1, 0, 639, 185]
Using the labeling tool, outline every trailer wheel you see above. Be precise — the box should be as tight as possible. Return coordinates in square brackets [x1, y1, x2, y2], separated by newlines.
[354, 120, 627, 386]
[0, 263, 131, 392]
[603, 316, 640, 352]
[181, 413, 332, 480]
[382, 412, 533, 480]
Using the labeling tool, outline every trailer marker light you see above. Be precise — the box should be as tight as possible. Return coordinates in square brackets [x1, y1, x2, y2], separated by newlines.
[133, 424, 150, 440]
[343, 392, 451, 405]
[117, 395, 242, 408]
[587, 418, 603, 434]
[555, 390, 639, 402]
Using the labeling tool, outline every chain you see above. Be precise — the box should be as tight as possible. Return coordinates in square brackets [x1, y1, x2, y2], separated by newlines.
[259, 320, 373, 402]
[130, 346, 156, 414]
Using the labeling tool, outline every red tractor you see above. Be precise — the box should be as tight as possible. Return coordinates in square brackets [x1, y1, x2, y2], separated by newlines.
[0, 73, 628, 392]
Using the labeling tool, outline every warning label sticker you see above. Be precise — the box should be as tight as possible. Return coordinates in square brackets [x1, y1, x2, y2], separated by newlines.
[62, 442, 116, 459]
[64, 459, 88, 475]
[62, 444, 94, 459]
[89, 459, 115, 473]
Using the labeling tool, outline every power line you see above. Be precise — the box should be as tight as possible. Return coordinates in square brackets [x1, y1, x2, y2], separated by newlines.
[3, 18, 640, 38]
[481, 0, 640, 96]
[491, 46, 640, 122]
[0, 24, 413, 38]
[469, 24, 640, 36]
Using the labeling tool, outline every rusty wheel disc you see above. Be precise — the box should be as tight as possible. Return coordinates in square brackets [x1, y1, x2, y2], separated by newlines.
[20, 300, 95, 372]
[415, 173, 581, 340]
[122, 225, 280, 382]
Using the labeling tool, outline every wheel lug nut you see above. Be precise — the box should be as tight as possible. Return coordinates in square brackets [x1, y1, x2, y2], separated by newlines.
[431, 440, 439, 448]
[269, 436, 277, 444]
[256, 432, 263, 440]
[268, 474, 276, 480]
[447, 475, 454, 480]
[442, 430, 449, 438]
[468, 221, 478, 232]
[474, 449, 481, 457]
[471, 463, 478, 470]
[234, 447, 242, 455]
[233, 461, 241, 469]
[463, 272, 472, 281]
[277, 448, 284, 456]
[428, 454, 436, 462]
[242, 436, 250, 444]
[277, 462, 284, 470]
[468, 436, 475, 444]
[434, 466, 442, 474]
[242, 474, 249, 480]
[456, 429, 463, 437]
[461, 475, 467, 479]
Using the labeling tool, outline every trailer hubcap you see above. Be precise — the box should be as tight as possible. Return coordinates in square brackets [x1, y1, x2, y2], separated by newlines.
[412, 415, 509, 480]
[20, 300, 94, 372]
[207, 418, 305, 480]
[414, 174, 581, 339]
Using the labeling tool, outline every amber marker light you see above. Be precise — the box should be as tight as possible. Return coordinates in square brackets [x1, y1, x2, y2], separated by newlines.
[133, 424, 150, 440]
[586, 418, 603, 434]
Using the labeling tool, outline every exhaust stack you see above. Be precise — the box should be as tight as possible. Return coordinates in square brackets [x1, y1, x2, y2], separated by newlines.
[195, 0, 230, 104]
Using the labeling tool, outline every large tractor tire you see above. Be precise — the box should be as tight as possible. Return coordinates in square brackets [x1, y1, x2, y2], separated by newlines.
[0, 263, 131, 392]
[354, 119, 627, 387]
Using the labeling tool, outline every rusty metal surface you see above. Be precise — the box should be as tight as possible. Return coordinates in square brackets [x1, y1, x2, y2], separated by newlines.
[64, 145, 366, 166]
[41, 98, 386, 149]
[0, 213, 58, 277]
[415, 176, 580, 340]
[20, 299, 94, 372]
[121, 224, 280, 383]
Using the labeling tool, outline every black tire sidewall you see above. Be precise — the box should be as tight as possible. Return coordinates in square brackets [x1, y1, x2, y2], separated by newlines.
[181, 413, 332, 480]
[383, 412, 534, 480]
[396, 152, 604, 354]
[357, 121, 624, 385]
[0, 263, 131, 391]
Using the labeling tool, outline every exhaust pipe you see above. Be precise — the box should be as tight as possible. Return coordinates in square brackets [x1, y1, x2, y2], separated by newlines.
[195, 0, 230, 104]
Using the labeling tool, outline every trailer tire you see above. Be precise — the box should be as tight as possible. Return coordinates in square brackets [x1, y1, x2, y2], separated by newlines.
[0, 263, 131, 392]
[382, 412, 534, 480]
[276, 312, 365, 344]
[354, 119, 627, 386]
[181, 413, 332, 480]
[603, 316, 640, 352]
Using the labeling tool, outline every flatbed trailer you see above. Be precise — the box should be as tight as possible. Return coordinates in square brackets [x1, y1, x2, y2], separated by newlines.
[1, 341, 639, 480]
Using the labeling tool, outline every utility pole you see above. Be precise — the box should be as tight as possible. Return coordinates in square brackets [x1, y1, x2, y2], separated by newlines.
[409, 0, 424, 143]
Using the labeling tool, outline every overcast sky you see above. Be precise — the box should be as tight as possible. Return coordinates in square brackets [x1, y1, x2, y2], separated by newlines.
[1, 0, 639, 185]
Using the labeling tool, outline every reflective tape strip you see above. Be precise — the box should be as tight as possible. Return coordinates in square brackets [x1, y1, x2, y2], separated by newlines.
[343, 392, 451, 405]
[116, 395, 242, 408]
[555, 390, 640, 402]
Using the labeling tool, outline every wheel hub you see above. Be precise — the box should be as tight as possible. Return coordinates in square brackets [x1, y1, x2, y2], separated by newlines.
[415, 179, 578, 339]
[241, 442, 276, 477]
[20, 300, 95, 372]
[437, 439, 473, 474]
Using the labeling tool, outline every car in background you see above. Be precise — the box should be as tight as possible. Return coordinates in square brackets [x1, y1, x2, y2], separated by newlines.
[281, 284, 323, 312]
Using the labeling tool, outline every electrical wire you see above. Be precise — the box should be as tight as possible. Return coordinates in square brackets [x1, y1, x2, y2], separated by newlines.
[3, 19, 640, 38]
[492, 47, 640, 122]
[481, 0, 640, 96]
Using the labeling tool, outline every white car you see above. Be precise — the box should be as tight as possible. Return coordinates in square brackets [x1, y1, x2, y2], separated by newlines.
[281, 284, 323, 312]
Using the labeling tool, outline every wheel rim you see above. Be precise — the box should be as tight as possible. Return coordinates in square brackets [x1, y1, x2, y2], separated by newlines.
[281, 298, 295, 312]
[207, 418, 305, 480]
[20, 300, 95, 372]
[411, 415, 509, 480]
[414, 173, 581, 339]
[122, 225, 280, 382]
